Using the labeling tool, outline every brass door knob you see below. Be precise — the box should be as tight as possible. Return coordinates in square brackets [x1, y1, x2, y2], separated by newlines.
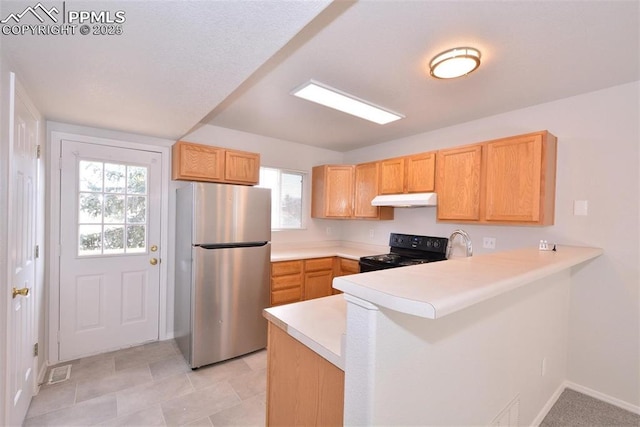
[149, 258, 158, 266]
[12, 287, 29, 299]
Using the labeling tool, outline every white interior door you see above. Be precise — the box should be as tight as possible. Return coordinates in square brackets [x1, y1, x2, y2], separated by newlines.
[58, 140, 162, 360]
[8, 77, 39, 427]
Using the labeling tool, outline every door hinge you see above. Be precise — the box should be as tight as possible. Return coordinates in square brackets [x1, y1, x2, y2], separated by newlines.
[35, 245, 40, 259]
[33, 343, 38, 357]
[36, 145, 41, 159]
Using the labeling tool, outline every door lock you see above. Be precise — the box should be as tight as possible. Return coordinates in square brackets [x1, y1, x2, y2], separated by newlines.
[12, 287, 30, 299]
[149, 258, 158, 266]
[150, 245, 158, 252]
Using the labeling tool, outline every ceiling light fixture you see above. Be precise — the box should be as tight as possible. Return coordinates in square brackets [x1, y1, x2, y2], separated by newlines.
[429, 47, 481, 79]
[291, 80, 404, 125]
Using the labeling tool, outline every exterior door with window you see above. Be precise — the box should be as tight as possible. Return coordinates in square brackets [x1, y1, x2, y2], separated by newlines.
[59, 140, 161, 360]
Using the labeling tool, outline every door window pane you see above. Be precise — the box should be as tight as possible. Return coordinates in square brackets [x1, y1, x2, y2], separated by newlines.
[104, 195, 125, 223]
[103, 225, 125, 254]
[78, 193, 102, 223]
[78, 224, 102, 256]
[127, 225, 146, 252]
[76, 160, 149, 256]
[79, 161, 103, 192]
[127, 166, 147, 194]
[104, 163, 126, 193]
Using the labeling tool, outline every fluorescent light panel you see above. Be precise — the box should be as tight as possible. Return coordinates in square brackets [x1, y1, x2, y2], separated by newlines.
[291, 80, 404, 125]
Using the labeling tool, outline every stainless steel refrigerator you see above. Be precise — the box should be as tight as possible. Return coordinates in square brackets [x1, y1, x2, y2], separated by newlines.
[174, 182, 271, 368]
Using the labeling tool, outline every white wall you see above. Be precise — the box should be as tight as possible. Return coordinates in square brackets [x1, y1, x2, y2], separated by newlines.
[342, 81, 640, 408]
[182, 124, 346, 246]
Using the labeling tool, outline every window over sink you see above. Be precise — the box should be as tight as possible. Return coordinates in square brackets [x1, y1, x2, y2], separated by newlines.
[258, 167, 304, 230]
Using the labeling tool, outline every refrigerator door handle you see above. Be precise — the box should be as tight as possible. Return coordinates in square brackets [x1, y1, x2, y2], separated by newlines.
[195, 241, 269, 250]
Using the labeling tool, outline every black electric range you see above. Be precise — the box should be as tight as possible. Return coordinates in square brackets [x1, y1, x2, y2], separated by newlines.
[359, 233, 449, 272]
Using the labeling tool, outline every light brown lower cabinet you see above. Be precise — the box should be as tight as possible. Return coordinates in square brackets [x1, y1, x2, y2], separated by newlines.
[266, 323, 344, 426]
[271, 257, 361, 305]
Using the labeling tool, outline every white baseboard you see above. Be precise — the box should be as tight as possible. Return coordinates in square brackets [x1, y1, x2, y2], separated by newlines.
[564, 381, 640, 415]
[531, 383, 566, 426]
[531, 380, 640, 426]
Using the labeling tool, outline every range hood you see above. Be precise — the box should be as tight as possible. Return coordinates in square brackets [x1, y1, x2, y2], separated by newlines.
[371, 192, 438, 208]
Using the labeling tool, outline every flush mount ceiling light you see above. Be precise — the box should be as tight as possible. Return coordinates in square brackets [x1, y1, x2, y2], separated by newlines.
[429, 47, 481, 79]
[291, 80, 404, 125]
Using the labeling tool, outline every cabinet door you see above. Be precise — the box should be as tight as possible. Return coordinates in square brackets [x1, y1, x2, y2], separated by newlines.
[323, 166, 354, 217]
[304, 269, 333, 300]
[406, 152, 435, 192]
[224, 149, 259, 185]
[267, 323, 344, 426]
[379, 157, 405, 194]
[311, 165, 354, 218]
[436, 145, 482, 221]
[354, 162, 381, 218]
[485, 134, 545, 222]
[172, 141, 224, 181]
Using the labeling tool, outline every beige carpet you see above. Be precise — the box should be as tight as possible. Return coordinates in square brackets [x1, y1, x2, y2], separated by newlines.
[541, 389, 639, 426]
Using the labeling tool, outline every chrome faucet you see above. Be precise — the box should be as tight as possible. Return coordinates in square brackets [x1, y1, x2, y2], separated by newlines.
[446, 229, 473, 259]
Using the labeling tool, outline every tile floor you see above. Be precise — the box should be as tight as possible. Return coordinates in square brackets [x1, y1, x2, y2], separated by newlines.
[24, 340, 267, 426]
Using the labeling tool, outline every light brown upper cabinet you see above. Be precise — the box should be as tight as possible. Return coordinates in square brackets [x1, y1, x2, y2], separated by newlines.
[224, 149, 260, 185]
[406, 152, 436, 192]
[379, 157, 405, 194]
[172, 141, 260, 185]
[311, 165, 355, 218]
[172, 141, 225, 182]
[436, 144, 483, 221]
[436, 130, 557, 225]
[379, 152, 436, 194]
[354, 162, 394, 220]
[484, 132, 556, 224]
[312, 163, 393, 220]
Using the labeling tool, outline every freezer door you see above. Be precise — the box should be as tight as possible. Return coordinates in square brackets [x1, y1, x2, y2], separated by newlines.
[193, 183, 271, 244]
[191, 243, 270, 368]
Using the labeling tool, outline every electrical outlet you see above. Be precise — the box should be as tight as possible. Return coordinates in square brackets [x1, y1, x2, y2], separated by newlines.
[368, 229, 375, 239]
[483, 237, 496, 249]
[325, 227, 332, 236]
[541, 357, 547, 376]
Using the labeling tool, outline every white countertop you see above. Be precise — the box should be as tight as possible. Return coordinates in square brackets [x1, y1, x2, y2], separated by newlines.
[333, 245, 603, 319]
[263, 294, 346, 370]
[271, 245, 383, 262]
[263, 245, 601, 369]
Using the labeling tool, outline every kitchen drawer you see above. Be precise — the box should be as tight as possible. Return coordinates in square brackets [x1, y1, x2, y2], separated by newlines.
[304, 257, 334, 272]
[272, 260, 303, 276]
[271, 287, 302, 306]
[272, 274, 303, 291]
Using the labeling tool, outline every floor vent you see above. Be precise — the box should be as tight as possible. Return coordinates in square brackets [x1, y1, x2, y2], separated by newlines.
[47, 364, 72, 385]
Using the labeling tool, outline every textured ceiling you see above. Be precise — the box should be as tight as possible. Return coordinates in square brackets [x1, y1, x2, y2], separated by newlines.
[205, 0, 640, 151]
[0, 0, 331, 139]
[1, 1, 638, 151]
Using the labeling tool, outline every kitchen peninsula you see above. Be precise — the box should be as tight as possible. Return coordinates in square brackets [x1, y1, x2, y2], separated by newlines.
[264, 245, 602, 426]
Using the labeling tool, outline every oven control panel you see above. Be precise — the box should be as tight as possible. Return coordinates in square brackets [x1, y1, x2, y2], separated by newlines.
[389, 233, 448, 254]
